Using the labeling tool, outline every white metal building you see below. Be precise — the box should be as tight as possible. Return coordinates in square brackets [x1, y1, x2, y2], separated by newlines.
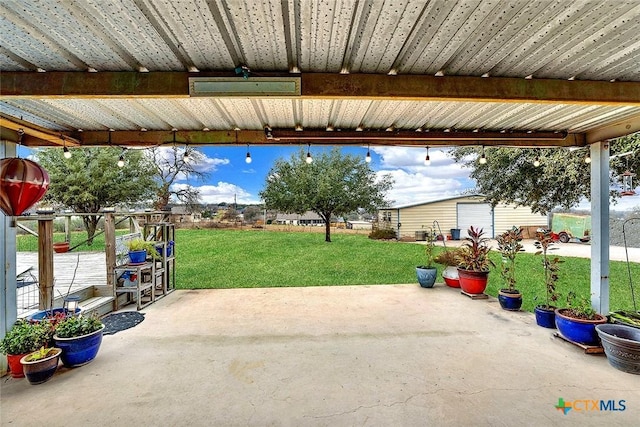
[380, 195, 547, 239]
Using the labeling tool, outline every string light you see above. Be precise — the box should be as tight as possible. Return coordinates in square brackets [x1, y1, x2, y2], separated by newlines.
[479, 146, 487, 164]
[245, 144, 252, 164]
[533, 157, 540, 167]
[183, 146, 190, 162]
[424, 146, 431, 166]
[306, 144, 313, 164]
[365, 145, 371, 163]
[62, 135, 71, 159]
[117, 150, 125, 168]
[584, 152, 592, 164]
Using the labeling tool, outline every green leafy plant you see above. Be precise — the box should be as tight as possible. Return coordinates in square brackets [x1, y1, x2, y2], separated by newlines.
[565, 291, 598, 320]
[534, 229, 563, 309]
[23, 346, 59, 362]
[368, 228, 396, 240]
[54, 315, 103, 339]
[125, 238, 160, 259]
[496, 226, 524, 292]
[418, 228, 437, 268]
[456, 226, 495, 272]
[0, 320, 53, 355]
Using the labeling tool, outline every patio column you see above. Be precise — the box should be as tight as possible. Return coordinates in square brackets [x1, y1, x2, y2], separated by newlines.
[1, 140, 18, 375]
[590, 140, 610, 314]
[38, 217, 54, 310]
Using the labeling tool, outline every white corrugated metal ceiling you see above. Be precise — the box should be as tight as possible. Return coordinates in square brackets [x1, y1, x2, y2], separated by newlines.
[1, 0, 639, 147]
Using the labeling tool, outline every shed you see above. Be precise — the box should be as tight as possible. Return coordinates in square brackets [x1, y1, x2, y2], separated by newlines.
[379, 195, 547, 240]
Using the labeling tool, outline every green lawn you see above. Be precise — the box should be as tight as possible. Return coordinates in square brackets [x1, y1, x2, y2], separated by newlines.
[17, 228, 639, 313]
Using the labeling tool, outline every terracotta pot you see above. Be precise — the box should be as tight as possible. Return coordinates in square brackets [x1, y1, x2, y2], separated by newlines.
[6, 353, 29, 378]
[52, 242, 69, 253]
[457, 269, 489, 294]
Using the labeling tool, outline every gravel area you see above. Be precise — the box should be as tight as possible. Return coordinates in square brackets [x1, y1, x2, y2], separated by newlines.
[610, 216, 640, 248]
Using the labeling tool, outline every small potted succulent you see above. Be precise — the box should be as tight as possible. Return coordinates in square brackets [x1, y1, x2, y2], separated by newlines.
[20, 346, 62, 385]
[0, 319, 53, 379]
[534, 229, 562, 328]
[415, 228, 438, 288]
[496, 226, 524, 310]
[53, 314, 105, 368]
[456, 226, 495, 295]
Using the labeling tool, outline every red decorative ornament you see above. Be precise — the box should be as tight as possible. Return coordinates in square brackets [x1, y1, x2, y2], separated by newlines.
[0, 157, 50, 216]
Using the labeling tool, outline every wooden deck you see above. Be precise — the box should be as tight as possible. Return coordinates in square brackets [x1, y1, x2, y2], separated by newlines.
[16, 251, 107, 315]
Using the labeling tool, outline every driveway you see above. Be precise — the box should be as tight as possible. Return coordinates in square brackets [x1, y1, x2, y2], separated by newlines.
[1, 285, 638, 426]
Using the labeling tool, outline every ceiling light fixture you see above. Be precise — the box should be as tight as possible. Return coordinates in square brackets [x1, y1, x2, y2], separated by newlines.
[479, 146, 487, 164]
[306, 144, 313, 164]
[245, 144, 252, 164]
[365, 145, 371, 163]
[424, 146, 431, 166]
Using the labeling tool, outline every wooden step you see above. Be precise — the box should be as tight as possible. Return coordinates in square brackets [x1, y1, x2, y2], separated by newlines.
[80, 296, 115, 317]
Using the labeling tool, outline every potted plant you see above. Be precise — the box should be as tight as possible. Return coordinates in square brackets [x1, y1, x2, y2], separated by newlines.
[555, 291, 607, 346]
[53, 314, 105, 368]
[20, 346, 62, 384]
[496, 226, 524, 310]
[0, 319, 53, 378]
[456, 226, 495, 295]
[416, 228, 438, 288]
[125, 238, 159, 264]
[533, 229, 562, 328]
[434, 248, 464, 288]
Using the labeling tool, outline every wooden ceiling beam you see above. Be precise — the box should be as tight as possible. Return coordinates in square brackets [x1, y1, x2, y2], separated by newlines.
[1, 72, 639, 106]
[0, 115, 80, 146]
[69, 129, 585, 148]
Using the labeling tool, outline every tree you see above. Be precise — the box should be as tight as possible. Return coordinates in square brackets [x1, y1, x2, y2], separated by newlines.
[260, 148, 394, 242]
[449, 134, 640, 214]
[146, 146, 209, 211]
[242, 205, 262, 223]
[36, 147, 156, 244]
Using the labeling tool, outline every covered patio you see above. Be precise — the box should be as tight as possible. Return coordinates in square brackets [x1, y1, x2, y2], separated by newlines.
[2, 285, 638, 425]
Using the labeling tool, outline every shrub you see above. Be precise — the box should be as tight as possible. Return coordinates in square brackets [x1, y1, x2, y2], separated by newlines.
[368, 228, 396, 240]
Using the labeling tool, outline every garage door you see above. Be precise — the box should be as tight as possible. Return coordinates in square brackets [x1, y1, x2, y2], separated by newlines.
[457, 203, 493, 238]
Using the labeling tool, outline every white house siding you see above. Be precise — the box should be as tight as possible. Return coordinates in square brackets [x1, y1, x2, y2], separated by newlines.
[494, 204, 548, 236]
[380, 196, 548, 239]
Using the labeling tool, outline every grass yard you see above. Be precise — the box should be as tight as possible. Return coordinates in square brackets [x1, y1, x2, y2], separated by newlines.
[16, 228, 639, 313]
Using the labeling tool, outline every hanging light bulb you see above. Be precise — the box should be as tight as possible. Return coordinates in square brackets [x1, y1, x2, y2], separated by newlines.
[533, 156, 540, 167]
[62, 135, 72, 159]
[584, 152, 592, 164]
[117, 151, 125, 168]
[365, 145, 371, 163]
[479, 146, 487, 164]
[306, 144, 313, 164]
[245, 144, 252, 164]
[424, 146, 431, 166]
[183, 145, 190, 162]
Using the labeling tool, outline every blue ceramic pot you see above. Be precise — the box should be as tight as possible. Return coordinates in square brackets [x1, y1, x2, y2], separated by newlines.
[416, 266, 437, 288]
[128, 250, 147, 264]
[54, 325, 105, 368]
[535, 306, 556, 329]
[555, 309, 607, 345]
[27, 307, 81, 322]
[498, 290, 522, 311]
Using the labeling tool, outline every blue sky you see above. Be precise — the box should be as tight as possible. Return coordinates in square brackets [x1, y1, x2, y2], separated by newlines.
[22, 145, 640, 211]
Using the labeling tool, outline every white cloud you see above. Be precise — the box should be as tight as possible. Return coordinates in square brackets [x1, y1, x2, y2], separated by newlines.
[172, 182, 260, 204]
[374, 146, 475, 206]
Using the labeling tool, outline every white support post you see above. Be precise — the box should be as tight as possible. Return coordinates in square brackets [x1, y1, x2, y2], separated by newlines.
[1, 141, 18, 375]
[590, 141, 610, 315]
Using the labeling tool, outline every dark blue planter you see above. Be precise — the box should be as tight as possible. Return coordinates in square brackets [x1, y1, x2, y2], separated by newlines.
[128, 250, 147, 264]
[498, 290, 522, 311]
[534, 306, 556, 329]
[416, 267, 437, 288]
[54, 325, 105, 368]
[555, 309, 607, 345]
[27, 307, 81, 322]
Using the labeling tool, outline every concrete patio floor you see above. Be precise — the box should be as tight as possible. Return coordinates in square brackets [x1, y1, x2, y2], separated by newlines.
[2, 284, 638, 426]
